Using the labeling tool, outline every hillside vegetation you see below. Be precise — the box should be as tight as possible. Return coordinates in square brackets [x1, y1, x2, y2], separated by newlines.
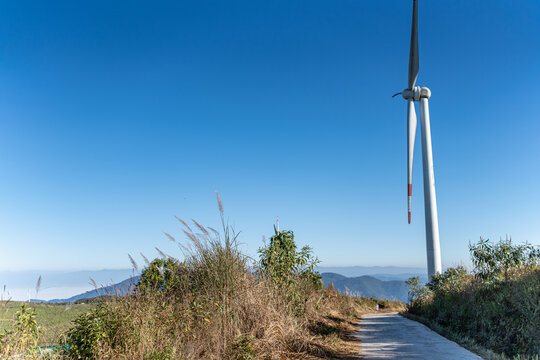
[406, 238, 540, 359]
[0, 195, 404, 359]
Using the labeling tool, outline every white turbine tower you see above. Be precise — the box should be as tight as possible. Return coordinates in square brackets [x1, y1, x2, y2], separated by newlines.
[395, 0, 441, 279]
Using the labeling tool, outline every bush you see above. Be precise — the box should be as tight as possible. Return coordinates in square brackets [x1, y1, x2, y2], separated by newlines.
[136, 257, 186, 295]
[408, 238, 540, 358]
[65, 304, 123, 360]
[15, 304, 42, 349]
[258, 228, 322, 315]
[405, 276, 429, 306]
[470, 237, 539, 282]
[0, 304, 44, 358]
[427, 265, 469, 294]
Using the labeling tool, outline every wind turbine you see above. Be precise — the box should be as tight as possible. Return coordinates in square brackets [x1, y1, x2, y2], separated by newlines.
[394, 0, 441, 279]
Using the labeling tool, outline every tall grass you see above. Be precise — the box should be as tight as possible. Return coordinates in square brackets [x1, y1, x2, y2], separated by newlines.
[65, 195, 362, 359]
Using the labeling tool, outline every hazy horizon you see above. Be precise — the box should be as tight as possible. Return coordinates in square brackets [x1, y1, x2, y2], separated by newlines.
[1, 265, 430, 301]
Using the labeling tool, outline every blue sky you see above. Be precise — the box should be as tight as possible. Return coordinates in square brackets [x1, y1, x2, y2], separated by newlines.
[0, 0, 539, 272]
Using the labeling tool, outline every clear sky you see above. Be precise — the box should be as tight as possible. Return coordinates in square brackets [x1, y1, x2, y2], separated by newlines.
[0, 0, 539, 272]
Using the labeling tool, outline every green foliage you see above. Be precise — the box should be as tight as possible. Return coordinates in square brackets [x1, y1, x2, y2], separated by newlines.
[405, 276, 429, 305]
[408, 238, 540, 358]
[137, 258, 186, 295]
[258, 228, 322, 314]
[229, 335, 256, 360]
[427, 265, 469, 293]
[470, 237, 540, 281]
[14, 304, 42, 348]
[65, 304, 123, 359]
[259, 228, 322, 288]
[0, 304, 46, 358]
[145, 348, 181, 360]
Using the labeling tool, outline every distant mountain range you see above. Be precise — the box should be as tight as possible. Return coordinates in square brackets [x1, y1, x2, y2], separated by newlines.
[318, 266, 428, 283]
[33, 276, 140, 304]
[30, 271, 410, 304]
[320, 273, 409, 302]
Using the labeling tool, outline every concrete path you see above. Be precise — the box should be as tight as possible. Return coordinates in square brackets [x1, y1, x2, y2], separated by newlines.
[357, 313, 482, 359]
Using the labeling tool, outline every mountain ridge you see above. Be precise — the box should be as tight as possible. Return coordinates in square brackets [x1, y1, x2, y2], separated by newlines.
[320, 272, 409, 302]
[31, 273, 409, 303]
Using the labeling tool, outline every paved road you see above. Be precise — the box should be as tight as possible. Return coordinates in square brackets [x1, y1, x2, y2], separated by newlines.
[357, 313, 482, 359]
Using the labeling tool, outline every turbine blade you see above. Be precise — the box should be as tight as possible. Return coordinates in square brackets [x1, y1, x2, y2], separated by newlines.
[408, 0, 419, 89]
[407, 100, 418, 224]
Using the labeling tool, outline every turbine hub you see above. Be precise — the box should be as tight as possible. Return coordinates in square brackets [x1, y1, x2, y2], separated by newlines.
[402, 86, 431, 101]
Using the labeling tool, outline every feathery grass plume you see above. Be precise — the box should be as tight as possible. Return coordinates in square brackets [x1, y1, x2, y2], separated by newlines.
[216, 191, 223, 213]
[182, 229, 200, 247]
[140, 252, 151, 267]
[175, 216, 192, 231]
[35, 275, 42, 298]
[191, 218, 209, 235]
[155, 247, 167, 258]
[177, 240, 193, 255]
[128, 254, 139, 271]
[207, 226, 220, 237]
[89, 277, 98, 291]
[163, 231, 176, 242]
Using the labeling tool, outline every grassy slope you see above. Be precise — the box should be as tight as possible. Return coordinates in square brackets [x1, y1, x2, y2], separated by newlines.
[406, 268, 540, 359]
[0, 301, 92, 345]
[1, 295, 405, 359]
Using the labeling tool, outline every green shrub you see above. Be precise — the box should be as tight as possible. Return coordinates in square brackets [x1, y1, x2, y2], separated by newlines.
[258, 228, 322, 314]
[470, 237, 539, 281]
[15, 304, 42, 349]
[137, 257, 187, 295]
[65, 304, 123, 359]
[229, 335, 256, 360]
[0, 304, 42, 357]
[405, 276, 430, 306]
[427, 265, 469, 294]
[408, 238, 540, 358]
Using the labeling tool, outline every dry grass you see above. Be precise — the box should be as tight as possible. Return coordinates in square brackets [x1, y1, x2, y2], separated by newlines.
[78, 235, 357, 359]
[64, 194, 407, 360]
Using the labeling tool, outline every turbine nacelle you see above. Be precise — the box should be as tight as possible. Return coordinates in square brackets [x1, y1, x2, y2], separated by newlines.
[402, 87, 431, 101]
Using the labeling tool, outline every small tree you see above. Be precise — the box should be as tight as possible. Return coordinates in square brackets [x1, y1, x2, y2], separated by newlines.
[15, 304, 41, 349]
[258, 228, 322, 314]
[405, 276, 427, 305]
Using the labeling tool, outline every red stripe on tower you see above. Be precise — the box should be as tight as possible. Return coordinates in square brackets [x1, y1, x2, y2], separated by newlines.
[408, 184, 412, 196]
[408, 211, 411, 224]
